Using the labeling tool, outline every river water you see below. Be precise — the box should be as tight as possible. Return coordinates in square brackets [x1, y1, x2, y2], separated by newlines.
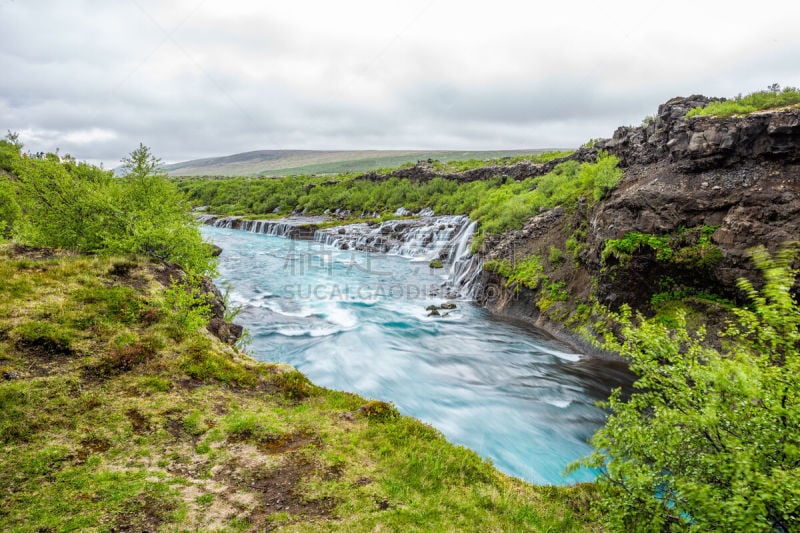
[202, 225, 631, 485]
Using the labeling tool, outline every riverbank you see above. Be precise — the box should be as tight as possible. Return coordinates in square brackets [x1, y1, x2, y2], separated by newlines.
[0, 244, 601, 531]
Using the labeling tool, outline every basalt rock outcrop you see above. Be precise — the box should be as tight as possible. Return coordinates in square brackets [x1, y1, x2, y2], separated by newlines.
[597, 95, 800, 171]
[590, 96, 800, 306]
[480, 95, 800, 331]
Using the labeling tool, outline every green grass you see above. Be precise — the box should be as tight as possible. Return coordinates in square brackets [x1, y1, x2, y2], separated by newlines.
[0, 246, 600, 531]
[686, 86, 800, 117]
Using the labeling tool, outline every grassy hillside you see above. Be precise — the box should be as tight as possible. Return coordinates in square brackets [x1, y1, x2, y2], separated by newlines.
[0, 246, 599, 531]
[161, 149, 555, 177]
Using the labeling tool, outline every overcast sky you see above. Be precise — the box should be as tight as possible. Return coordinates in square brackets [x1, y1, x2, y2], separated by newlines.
[2, 0, 799, 167]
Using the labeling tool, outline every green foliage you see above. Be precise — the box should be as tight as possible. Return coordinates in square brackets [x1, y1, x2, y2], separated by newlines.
[5, 143, 214, 275]
[588, 154, 623, 200]
[687, 84, 800, 117]
[565, 227, 587, 260]
[120, 142, 161, 179]
[431, 150, 573, 172]
[180, 154, 623, 244]
[603, 232, 672, 264]
[548, 245, 563, 265]
[179, 337, 255, 386]
[485, 255, 546, 292]
[358, 400, 400, 421]
[537, 281, 568, 313]
[507, 255, 545, 290]
[483, 258, 513, 278]
[577, 245, 800, 531]
[0, 139, 21, 171]
[0, 141, 22, 239]
[428, 259, 444, 268]
[160, 278, 211, 340]
[602, 226, 721, 269]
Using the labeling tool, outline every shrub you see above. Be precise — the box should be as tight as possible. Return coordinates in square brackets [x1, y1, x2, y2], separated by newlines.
[507, 255, 545, 291]
[358, 400, 400, 421]
[272, 369, 313, 400]
[10, 144, 215, 276]
[0, 177, 20, 238]
[160, 278, 212, 340]
[687, 85, 800, 118]
[548, 246, 563, 265]
[576, 245, 800, 531]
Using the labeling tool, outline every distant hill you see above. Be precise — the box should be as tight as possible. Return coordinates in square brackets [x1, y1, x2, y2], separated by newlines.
[161, 149, 557, 177]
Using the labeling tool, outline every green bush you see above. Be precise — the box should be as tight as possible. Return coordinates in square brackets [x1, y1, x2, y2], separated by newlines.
[484, 255, 545, 292]
[161, 279, 211, 340]
[548, 246, 563, 265]
[9, 144, 214, 276]
[687, 85, 800, 117]
[602, 226, 721, 269]
[576, 245, 800, 531]
[0, 178, 20, 238]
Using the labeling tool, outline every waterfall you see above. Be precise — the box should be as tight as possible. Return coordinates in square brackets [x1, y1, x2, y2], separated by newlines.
[199, 212, 484, 299]
[315, 215, 484, 299]
[197, 215, 319, 239]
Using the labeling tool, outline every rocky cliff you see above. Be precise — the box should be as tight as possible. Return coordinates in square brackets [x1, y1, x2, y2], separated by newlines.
[479, 96, 800, 338]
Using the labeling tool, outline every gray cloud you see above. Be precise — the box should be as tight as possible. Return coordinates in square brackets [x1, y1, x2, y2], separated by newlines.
[2, 0, 800, 167]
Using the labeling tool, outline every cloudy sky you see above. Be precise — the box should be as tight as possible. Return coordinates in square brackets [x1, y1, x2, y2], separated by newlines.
[2, 0, 799, 167]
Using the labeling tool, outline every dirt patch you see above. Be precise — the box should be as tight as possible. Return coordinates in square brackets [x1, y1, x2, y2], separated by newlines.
[255, 431, 320, 455]
[164, 417, 186, 440]
[250, 457, 333, 521]
[151, 262, 185, 287]
[114, 493, 177, 532]
[126, 408, 152, 434]
[8, 244, 75, 260]
[15, 340, 77, 377]
[175, 377, 205, 391]
[216, 454, 336, 529]
[107, 261, 149, 290]
[76, 436, 112, 462]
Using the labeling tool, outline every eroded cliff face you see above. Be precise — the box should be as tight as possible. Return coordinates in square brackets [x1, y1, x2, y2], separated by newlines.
[479, 96, 800, 334]
[597, 95, 800, 171]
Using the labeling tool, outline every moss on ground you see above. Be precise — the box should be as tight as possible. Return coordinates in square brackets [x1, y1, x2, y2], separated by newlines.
[0, 245, 600, 532]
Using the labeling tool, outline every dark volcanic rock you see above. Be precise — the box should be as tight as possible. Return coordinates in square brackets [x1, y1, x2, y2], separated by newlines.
[478, 96, 800, 329]
[585, 160, 800, 306]
[206, 317, 244, 345]
[597, 95, 800, 171]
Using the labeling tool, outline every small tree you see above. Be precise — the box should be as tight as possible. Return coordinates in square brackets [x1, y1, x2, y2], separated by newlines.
[577, 245, 800, 532]
[120, 142, 162, 179]
[5, 130, 23, 149]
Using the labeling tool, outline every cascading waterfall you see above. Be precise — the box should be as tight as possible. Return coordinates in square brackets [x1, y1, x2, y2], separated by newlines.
[314, 215, 484, 299]
[197, 214, 322, 239]
[199, 212, 484, 299]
